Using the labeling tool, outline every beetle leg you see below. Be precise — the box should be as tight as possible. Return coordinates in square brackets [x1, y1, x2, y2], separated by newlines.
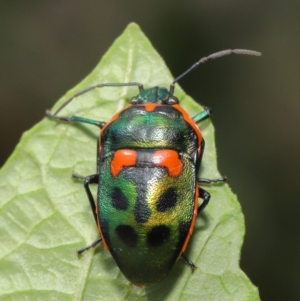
[198, 188, 211, 214]
[46, 110, 106, 128]
[77, 237, 102, 257]
[197, 177, 227, 213]
[181, 253, 196, 271]
[73, 173, 99, 224]
[192, 107, 212, 123]
[72, 173, 102, 257]
[197, 176, 228, 184]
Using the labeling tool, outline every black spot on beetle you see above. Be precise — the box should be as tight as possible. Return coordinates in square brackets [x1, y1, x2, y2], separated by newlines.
[147, 225, 170, 247]
[111, 187, 128, 210]
[156, 187, 178, 212]
[115, 225, 138, 247]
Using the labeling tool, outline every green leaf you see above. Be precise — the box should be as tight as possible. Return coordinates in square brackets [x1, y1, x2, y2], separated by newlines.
[0, 23, 260, 301]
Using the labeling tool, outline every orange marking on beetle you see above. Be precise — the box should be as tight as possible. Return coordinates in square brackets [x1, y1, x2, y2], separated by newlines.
[100, 104, 132, 134]
[97, 225, 109, 250]
[110, 149, 138, 177]
[144, 103, 158, 111]
[95, 205, 109, 250]
[180, 183, 199, 254]
[152, 150, 183, 177]
[172, 104, 203, 148]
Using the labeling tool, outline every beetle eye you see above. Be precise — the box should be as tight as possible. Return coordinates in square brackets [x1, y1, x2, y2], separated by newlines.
[131, 97, 138, 104]
[167, 97, 179, 105]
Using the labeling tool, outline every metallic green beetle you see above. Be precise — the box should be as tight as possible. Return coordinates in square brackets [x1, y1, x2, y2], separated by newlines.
[46, 49, 261, 286]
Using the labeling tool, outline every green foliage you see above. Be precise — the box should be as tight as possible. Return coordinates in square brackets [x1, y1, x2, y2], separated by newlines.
[0, 23, 260, 300]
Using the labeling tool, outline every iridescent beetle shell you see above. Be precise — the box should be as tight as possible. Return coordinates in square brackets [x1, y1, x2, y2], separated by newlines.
[97, 87, 203, 285]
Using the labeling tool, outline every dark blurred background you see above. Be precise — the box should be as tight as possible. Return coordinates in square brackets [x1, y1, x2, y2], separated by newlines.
[1, 1, 299, 300]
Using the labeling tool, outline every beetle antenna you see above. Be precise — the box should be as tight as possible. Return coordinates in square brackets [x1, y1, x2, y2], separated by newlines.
[169, 49, 261, 94]
[51, 82, 144, 116]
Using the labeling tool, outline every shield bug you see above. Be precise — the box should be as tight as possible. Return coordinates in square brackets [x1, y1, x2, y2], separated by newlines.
[46, 48, 261, 286]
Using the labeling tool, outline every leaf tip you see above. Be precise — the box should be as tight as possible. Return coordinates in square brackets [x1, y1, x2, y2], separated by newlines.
[127, 22, 140, 29]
